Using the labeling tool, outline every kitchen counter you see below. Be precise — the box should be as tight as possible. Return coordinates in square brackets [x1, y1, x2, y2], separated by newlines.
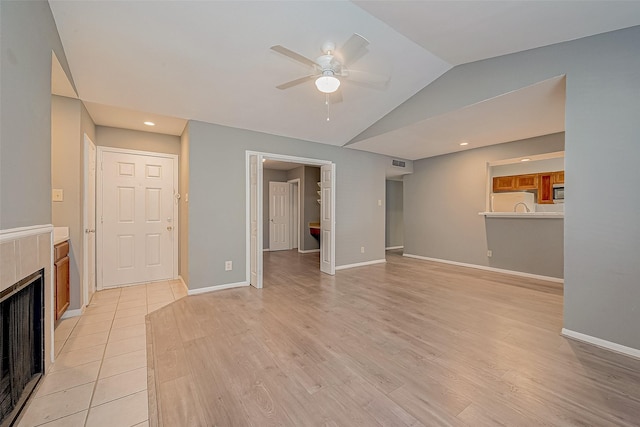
[479, 212, 564, 219]
[53, 227, 70, 245]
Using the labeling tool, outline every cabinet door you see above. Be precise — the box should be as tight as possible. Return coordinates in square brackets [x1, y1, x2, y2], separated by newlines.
[55, 256, 70, 320]
[515, 174, 538, 190]
[552, 171, 564, 184]
[493, 176, 515, 191]
[537, 174, 554, 204]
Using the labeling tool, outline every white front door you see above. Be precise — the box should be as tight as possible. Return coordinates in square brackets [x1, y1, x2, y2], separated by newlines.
[84, 135, 97, 303]
[269, 182, 290, 251]
[320, 164, 335, 275]
[98, 148, 177, 288]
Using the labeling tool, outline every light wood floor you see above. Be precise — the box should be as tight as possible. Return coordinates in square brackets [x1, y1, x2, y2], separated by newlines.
[146, 250, 640, 426]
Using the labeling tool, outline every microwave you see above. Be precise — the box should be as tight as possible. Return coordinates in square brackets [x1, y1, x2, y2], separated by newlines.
[553, 186, 564, 201]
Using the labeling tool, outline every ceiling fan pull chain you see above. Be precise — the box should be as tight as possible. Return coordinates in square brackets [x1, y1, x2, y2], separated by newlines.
[326, 94, 330, 122]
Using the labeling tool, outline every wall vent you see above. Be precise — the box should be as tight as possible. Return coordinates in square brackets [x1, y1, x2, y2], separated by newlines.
[392, 159, 406, 168]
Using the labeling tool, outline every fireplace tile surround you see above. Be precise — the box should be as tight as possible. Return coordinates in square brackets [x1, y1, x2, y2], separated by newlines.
[1, 225, 55, 373]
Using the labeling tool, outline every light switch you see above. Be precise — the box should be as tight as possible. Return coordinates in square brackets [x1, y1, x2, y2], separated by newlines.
[378, 199, 382, 206]
[52, 189, 64, 202]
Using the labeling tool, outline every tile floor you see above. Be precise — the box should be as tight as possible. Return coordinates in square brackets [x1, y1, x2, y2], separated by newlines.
[18, 279, 188, 427]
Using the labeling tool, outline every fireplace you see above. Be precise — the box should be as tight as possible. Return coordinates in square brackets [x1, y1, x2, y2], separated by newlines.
[0, 270, 45, 427]
[0, 225, 54, 427]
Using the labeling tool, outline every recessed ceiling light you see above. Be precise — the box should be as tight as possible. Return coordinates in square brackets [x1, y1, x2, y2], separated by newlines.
[521, 158, 531, 162]
[143, 121, 155, 126]
[459, 142, 469, 146]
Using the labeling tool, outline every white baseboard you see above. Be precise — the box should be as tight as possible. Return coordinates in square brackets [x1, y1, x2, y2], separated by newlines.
[562, 328, 640, 360]
[386, 246, 404, 250]
[403, 253, 564, 284]
[187, 281, 249, 296]
[262, 248, 271, 252]
[298, 249, 320, 254]
[60, 308, 83, 319]
[336, 259, 386, 271]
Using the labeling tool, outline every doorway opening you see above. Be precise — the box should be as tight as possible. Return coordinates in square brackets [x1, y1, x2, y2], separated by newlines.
[246, 152, 335, 289]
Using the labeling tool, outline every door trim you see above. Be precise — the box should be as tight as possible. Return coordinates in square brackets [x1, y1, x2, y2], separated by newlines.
[82, 134, 96, 307]
[96, 146, 179, 290]
[245, 151, 335, 288]
[287, 178, 300, 251]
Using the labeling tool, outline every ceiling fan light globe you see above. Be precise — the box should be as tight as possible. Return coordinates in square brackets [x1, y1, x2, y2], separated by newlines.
[315, 75, 340, 93]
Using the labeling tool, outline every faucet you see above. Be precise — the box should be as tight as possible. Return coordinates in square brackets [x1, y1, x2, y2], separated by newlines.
[513, 202, 530, 213]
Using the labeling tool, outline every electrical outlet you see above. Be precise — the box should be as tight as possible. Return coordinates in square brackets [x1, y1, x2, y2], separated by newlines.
[225, 261, 232, 271]
[487, 250, 492, 257]
[360, 246, 365, 254]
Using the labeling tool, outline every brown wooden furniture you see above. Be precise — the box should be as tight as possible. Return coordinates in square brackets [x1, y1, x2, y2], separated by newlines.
[493, 170, 564, 204]
[553, 170, 565, 184]
[492, 176, 516, 191]
[54, 240, 70, 320]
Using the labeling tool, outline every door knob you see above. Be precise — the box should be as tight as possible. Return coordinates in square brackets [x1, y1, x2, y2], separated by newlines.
[167, 226, 173, 231]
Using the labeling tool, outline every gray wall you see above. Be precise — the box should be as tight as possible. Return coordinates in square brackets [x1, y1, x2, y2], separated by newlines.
[263, 168, 288, 249]
[385, 180, 404, 248]
[187, 120, 390, 290]
[51, 96, 96, 310]
[0, 1, 74, 229]
[361, 26, 640, 350]
[404, 133, 565, 277]
[179, 124, 190, 286]
[96, 126, 181, 155]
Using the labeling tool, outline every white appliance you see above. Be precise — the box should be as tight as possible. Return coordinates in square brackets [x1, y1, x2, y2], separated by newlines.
[491, 192, 535, 212]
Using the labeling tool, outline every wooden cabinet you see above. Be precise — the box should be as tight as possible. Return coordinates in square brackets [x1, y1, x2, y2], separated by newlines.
[515, 174, 538, 190]
[537, 173, 553, 204]
[552, 171, 564, 185]
[493, 170, 563, 204]
[492, 176, 516, 191]
[54, 241, 70, 321]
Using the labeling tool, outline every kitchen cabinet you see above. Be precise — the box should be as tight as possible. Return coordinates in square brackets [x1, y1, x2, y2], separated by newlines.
[54, 241, 70, 320]
[553, 171, 564, 184]
[492, 176, 516, 191]
[537, 173, 554, 204]
[515, 174, 538, 190]
[493, 170, 563, 205]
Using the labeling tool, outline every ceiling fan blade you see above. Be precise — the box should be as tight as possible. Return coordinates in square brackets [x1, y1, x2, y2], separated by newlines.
[271, 45, 318, 68]
[276, 75, 316, 90]
[343, 69, 390, 89]
[339, 33, 369, 66]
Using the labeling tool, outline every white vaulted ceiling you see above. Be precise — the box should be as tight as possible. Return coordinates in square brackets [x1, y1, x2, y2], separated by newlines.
[49, 1, 640, 157]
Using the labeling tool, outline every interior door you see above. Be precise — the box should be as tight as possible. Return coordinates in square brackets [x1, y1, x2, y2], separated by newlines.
[84, 135, 97, 303]
[99, 149, 176, 288]
[320, 163, 335, 275]
[269, 182, 290, 251]
[249, 155, 262, 288]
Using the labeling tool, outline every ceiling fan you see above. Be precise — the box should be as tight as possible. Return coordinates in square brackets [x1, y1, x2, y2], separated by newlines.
[270, 34, 389, 96]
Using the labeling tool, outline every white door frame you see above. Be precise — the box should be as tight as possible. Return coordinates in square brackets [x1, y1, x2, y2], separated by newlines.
[287, 178, 300, 250]
[96, 146, 179, 290]
[82, 134, 96, 307]
[246, 151, 335, 288]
